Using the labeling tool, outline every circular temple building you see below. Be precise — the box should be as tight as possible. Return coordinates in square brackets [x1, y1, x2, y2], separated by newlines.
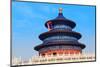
[34, 8, 86, 57]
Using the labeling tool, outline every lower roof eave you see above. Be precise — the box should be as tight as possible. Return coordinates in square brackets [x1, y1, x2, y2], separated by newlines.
[34, 43, 86, 51]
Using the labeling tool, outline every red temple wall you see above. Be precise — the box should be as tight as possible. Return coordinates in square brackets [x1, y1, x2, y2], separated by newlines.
[39, 49, 81, 56]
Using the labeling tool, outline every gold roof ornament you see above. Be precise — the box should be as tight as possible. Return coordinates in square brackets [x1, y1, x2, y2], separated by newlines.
[59, 8, 63, 13]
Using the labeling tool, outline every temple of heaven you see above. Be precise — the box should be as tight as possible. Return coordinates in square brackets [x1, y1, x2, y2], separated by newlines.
[34, 8, 86, 57]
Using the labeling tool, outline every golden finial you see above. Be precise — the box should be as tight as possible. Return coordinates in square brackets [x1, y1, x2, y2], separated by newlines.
[59, 8, 63, 13]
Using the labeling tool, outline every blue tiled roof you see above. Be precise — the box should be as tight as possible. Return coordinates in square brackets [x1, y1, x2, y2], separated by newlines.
[55, 13, 66, 19]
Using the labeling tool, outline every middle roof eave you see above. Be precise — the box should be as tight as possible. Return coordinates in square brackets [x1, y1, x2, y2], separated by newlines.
[39, 30, 82, 41]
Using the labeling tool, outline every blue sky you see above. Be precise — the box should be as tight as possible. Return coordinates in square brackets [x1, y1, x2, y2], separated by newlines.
[12, 1, 96, 60]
